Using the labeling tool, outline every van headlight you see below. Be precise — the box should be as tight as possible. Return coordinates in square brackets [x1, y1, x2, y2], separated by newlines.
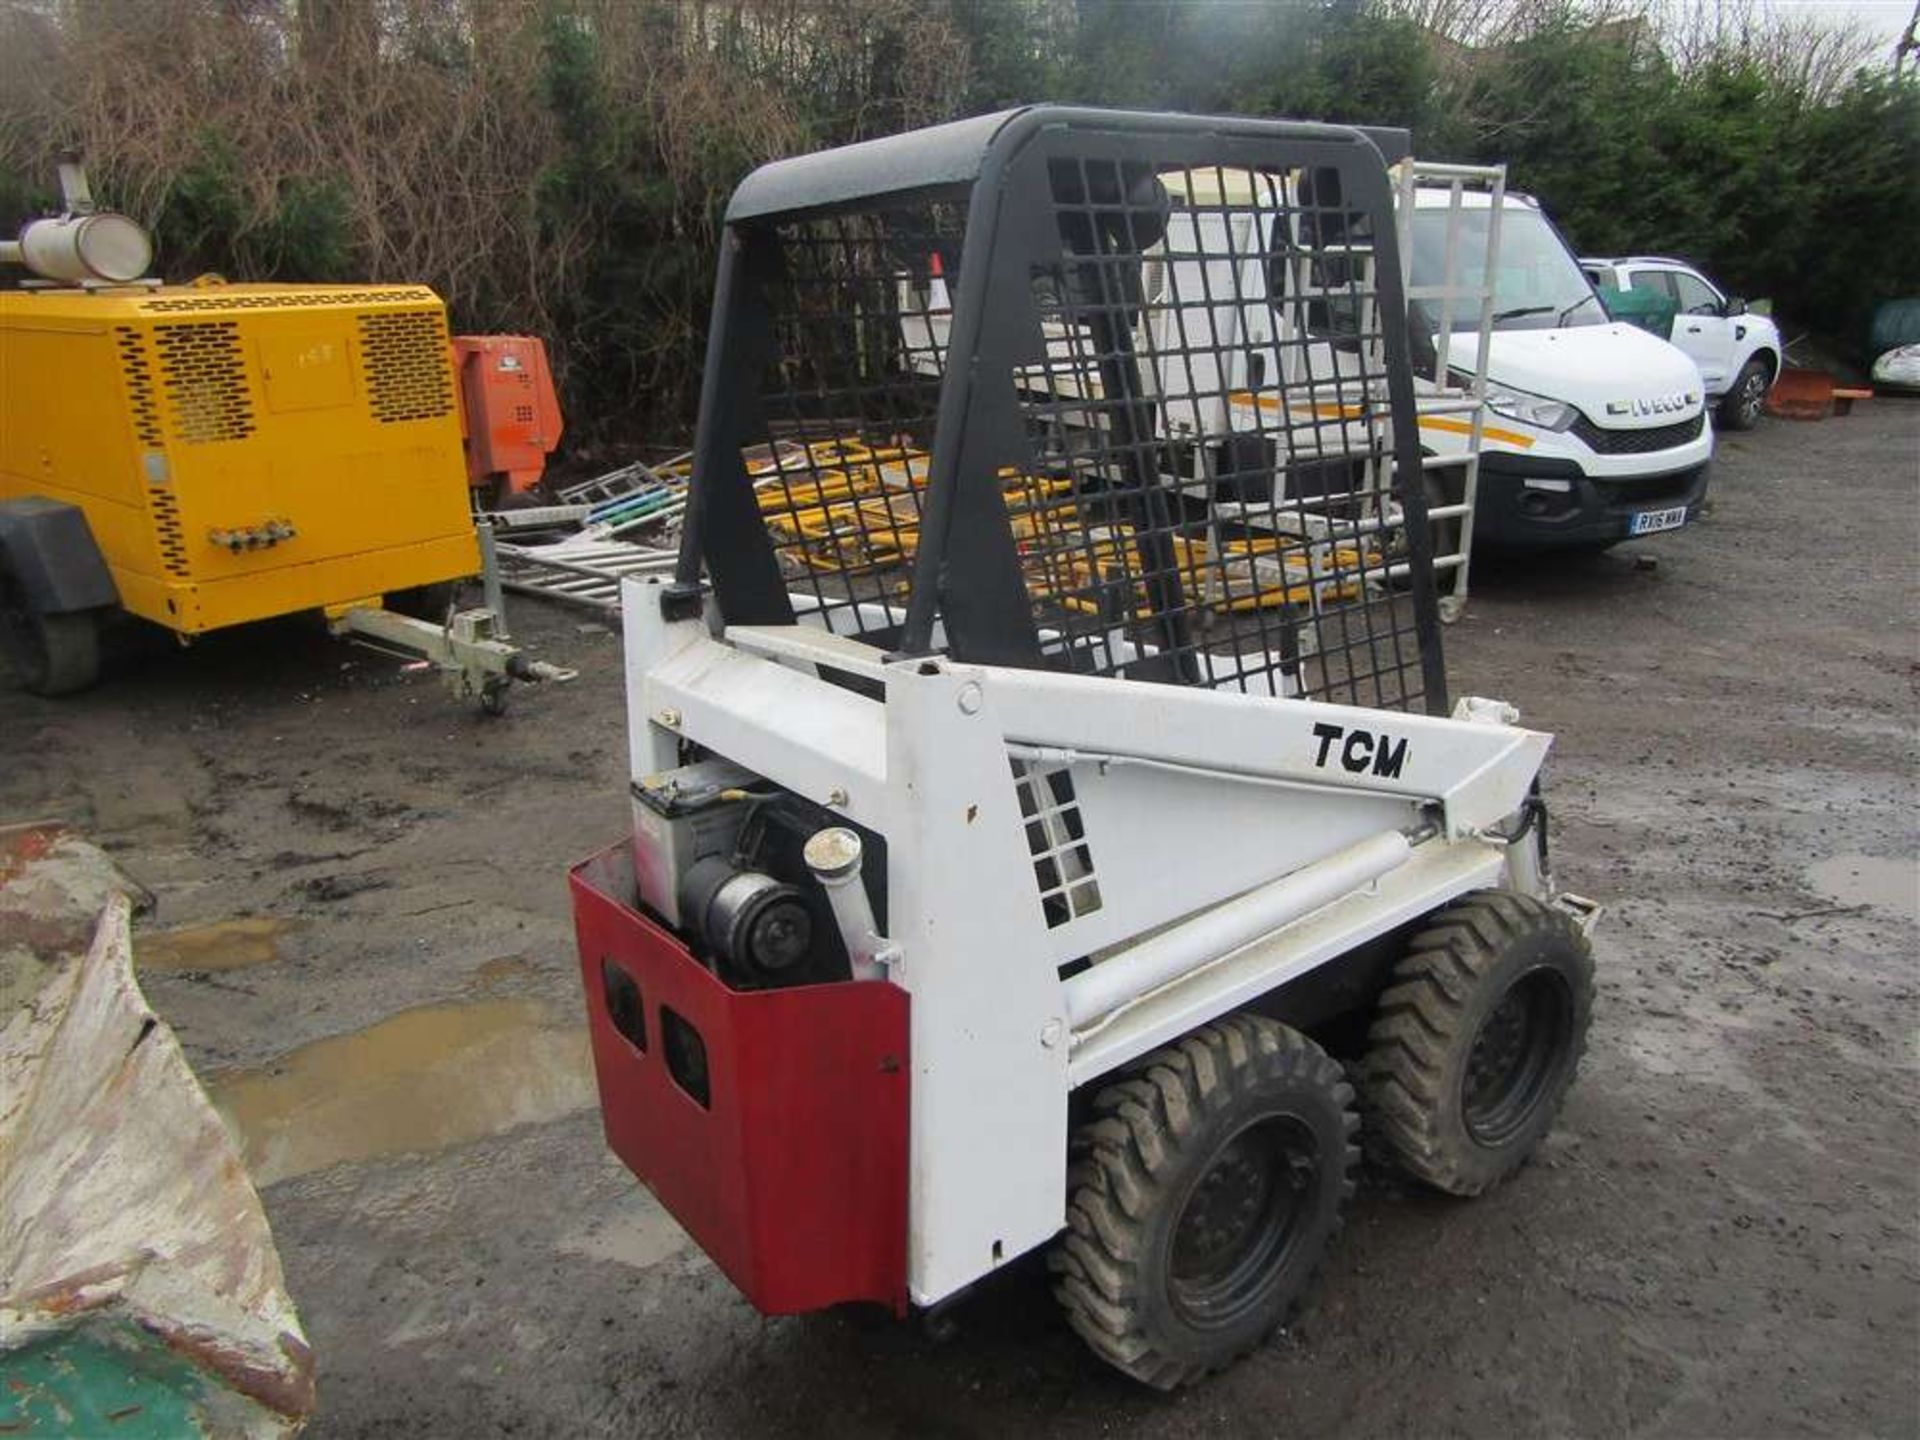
[1483, 383, 1578, 432]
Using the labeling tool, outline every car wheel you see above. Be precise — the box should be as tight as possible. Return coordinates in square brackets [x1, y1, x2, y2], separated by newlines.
[1719, 359, 1771, 432]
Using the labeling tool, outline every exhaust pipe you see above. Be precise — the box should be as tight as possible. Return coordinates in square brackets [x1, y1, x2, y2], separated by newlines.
[803, 827, 892, 982]
[2, 151, 152, 284]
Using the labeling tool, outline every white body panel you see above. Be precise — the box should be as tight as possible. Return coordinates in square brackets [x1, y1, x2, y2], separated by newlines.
[621, 577, 1555, 1307]
[1426, 325, 1713, 477]
[1582, 256, 1783, 399]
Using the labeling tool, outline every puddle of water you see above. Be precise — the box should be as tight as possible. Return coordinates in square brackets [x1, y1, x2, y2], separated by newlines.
[208, 998, 595, 1185]
[137, 917, 292, 972]
[1804, 854, 1918, 918]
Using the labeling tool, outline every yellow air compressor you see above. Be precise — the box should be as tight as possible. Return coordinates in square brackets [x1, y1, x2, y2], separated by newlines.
[0, 155, 567, 708]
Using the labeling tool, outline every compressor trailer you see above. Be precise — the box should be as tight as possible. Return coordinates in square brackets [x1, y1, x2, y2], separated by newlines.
[0, 157, 569, 708]
[571, 108, 1599, 1388]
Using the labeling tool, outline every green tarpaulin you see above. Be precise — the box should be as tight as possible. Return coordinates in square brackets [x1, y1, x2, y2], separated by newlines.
[1596, 283, 1678, 339]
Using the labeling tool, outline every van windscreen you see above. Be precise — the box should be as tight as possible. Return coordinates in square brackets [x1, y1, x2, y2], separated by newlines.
[1410, 206, 1604, 333]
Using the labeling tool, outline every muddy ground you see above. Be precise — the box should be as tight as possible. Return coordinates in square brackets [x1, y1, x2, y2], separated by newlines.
[5, 403, 1917, 1438]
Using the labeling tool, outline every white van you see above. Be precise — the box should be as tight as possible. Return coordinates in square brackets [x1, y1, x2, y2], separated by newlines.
[901, 168, 1715, 569]
[1406, 190, 1714, 549]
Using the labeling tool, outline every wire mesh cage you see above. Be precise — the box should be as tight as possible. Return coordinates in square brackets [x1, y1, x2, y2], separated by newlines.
[681, 108, 1446, 715]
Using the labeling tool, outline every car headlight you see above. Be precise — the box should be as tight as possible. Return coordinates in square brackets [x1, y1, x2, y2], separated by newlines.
[1483, 383, 1578, 432]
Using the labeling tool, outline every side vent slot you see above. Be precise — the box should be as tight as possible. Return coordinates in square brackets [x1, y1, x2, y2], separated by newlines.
[1012, 759, 1101, 929]
[660, 1007, 711, 1110]
[116, 326, 164, 447]
[601, 958, 646, 1053]
[149, 489, 190, 578]
[120, 326, 189, 578]
[155, 321, 256, 444]
[357, 310, 455, 424]
[139, 288, 438, 313]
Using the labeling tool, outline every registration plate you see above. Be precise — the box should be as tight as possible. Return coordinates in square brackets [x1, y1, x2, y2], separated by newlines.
[1629, 505, 1689, 536]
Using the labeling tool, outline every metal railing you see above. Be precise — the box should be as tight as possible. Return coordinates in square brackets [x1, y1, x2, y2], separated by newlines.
[1395, 159, 1506, 622]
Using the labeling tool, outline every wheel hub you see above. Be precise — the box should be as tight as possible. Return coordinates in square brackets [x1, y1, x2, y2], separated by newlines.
[1462, 968, 1573, 1146]
[1168, 1115, 1320, 1327]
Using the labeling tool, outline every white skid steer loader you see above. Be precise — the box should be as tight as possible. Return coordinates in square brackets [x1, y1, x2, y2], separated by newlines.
[569, 107, 1600, 1389]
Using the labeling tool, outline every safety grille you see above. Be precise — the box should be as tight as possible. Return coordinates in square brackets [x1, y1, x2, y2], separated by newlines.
[1571, 411, 1703, 454]
[688, 116, 1443, 713]
[737, 201, 964, 646]
[140, 288, 439, 313]
[1002, 154, 1422, 702]
[357, 310, 456, 423]
[149, 488, 190, 578]
[115, 326, 164, 447]
[1012, 760, 1101, 928]
[155, 322, 256, 443]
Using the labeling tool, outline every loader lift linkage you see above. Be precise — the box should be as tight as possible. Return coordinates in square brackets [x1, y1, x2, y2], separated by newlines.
[569, 107, 1600, 1389]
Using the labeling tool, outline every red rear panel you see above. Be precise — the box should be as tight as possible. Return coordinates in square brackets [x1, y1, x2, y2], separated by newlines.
[570, 840, 909, 1315]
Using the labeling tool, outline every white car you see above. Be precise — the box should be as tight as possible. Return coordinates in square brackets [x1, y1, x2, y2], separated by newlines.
[1580, 256, 1782, 431]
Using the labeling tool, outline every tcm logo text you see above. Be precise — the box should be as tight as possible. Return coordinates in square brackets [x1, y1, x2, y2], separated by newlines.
[1310, 722, 1409, 779]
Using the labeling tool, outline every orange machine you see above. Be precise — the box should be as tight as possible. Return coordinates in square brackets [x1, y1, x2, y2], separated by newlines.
[453, 335, 562, 504]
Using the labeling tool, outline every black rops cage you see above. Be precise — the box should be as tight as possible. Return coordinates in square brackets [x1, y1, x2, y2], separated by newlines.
[677, 106, 1448, 716]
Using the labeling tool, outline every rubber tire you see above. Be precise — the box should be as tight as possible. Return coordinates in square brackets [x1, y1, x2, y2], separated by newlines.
[1049, 1014, 1358, 1390]
[1359, 890, 1593, 1196]
[0, 572, 101, 696]
[1718, 358, 1771, 432]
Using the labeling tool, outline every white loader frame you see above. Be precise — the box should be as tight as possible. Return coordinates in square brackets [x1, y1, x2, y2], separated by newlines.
[622, 575, 1569, 1304]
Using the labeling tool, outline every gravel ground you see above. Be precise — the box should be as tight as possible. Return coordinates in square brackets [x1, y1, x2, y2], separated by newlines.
[4, 402, 1916, 1438]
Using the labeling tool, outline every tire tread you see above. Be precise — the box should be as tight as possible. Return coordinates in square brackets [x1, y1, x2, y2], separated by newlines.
[1358, 890, 1593, 1196]
[1051, 1014, 1356, 1389]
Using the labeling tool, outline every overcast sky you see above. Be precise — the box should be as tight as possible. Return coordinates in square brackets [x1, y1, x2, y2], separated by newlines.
[1768, 0, 1912, 46]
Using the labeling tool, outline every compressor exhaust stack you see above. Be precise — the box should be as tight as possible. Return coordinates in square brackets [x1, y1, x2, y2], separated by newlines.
[1, 151, 153, 285]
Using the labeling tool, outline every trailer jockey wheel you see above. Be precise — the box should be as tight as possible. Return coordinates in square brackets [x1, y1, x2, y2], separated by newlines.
[1049, 1015, 1357, 1390]
[1719, 357, 1772, 432]
[479, 675, 512, 717]
[1359, 890, 1594, 1196]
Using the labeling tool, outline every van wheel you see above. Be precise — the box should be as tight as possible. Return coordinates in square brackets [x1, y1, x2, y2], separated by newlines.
[1049, 1015, 1357, 1389]
[0, 576, 102, 696]
[1719, 359, 1771, 431]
